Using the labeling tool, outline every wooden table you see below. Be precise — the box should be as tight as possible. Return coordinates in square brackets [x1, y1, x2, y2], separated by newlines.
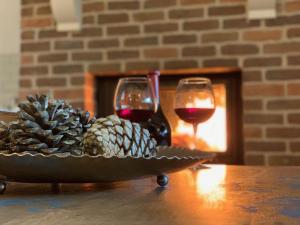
[0, 165, 299, 225]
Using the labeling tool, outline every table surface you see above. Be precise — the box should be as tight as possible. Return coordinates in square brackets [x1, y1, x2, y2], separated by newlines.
[0, 165, 300, 225]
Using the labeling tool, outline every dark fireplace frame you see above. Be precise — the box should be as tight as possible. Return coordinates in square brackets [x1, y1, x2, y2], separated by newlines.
[85, 67, 243, 165]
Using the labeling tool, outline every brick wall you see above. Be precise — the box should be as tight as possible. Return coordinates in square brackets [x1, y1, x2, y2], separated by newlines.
[21, 0, 300, 165]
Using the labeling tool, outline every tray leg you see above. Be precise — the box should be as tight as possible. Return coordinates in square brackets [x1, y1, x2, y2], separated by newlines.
[0, 181, 7, 194]
[157, 175, 168, 187]
[51, 183, 62, 193]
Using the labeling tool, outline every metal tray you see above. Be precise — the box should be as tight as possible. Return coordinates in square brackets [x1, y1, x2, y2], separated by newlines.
[0, 146, 214, 184]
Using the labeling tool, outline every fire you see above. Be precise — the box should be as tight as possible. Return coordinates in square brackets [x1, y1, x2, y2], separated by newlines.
[172, 84, 227, 152]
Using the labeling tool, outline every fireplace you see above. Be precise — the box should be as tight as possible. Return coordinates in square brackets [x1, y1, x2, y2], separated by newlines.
[85, 67, 243, 165]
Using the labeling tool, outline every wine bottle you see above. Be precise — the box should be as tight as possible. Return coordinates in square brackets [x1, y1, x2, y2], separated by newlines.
[145, 70, 171, 146]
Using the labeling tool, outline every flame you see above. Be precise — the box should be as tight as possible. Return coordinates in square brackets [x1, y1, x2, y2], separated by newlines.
[196, 165, 227, 208]
[172, 85, 226, 152]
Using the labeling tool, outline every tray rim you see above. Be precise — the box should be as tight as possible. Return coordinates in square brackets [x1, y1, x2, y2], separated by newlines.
[0, 146, 216, 161]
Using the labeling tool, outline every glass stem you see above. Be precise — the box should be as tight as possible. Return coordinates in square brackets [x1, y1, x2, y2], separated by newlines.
[193, 123, 198, 135]
[193, 123, 198, 150]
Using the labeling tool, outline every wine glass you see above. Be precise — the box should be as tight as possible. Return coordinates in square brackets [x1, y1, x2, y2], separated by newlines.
[114, 77, 157, 123]
[174, 78, 215, 136]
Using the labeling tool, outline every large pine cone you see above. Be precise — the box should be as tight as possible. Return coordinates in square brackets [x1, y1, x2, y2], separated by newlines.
[83, 115, 157, 157]
[9, 94, 95, 155]
[0, 121, 10, 153]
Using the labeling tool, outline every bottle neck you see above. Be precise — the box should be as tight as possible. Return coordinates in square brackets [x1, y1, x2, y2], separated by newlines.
[148, 71, 160, 105]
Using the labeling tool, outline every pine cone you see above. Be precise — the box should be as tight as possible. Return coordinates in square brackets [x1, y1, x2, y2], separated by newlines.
[9, 94, 95, 155]
[0, 121, 10, 153]
[83, 115, 157, 157]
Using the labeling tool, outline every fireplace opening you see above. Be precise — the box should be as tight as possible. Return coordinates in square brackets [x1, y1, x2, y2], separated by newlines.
[86, 67, 243, 164]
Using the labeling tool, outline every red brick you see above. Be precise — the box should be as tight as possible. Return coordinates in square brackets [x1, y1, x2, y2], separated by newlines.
[266, 15, 300, 27]
[36, 77, 67, 87]
[244, 113, 283, 124]
[21, 42, 50, 52]
[244, 99, 263, 110]
[222, 44, 259, 55]
[88, 63, 121, 73]
[288, 113, 300, 124]
[164, 60, 198, 69]
[290, 142, 300, 152]
[243, 70, 262, 82]
[70, 76, 84, 86]
[220, 0, 245, 2]
[144, 48, 178, 58]
[266, 69, 300, 80]
[22, 18, 52, 28]
[287, 27, 300, 38]
[124, 37, 158, 47]
[88, 39, 119, 49]
[98, 13, 129, 24]
[144, 0, 177, 8]
[133, 11, 164, 22]
[243, 84, 284, 97]
[243, 30, 282, 41]
[244, 126, 262, 138]
[54, 40, 83, 50]
[108, 1, 140, 10]
[288, 83, 300, 96]
[23, 0, 48, 5]
[244, 57, 281, 68]
[264, 42, 300, 54]
[107, 50, 139, 60]
[19, 79, 32, 88]
[145, 23, 178, 33]
[72, 27, 102, 37]
[22, 7, 33, 17]
[38, 53, 68, 63]
[267, 99, 300, 110]
[182, 46, 216, 57]
[288, 55, 300, 65]
[54, 89, 84, 100]
[203, 58, 238, 67]
[21, 55, 34, 65]
[163, 34, 197, 44]
[21, 66, 48, 76]
[107, 25, 140, 35]
[180, 0, 215, 5]
[21, 31, 34, 40]
[267, 128, 300, 138]
[83, 2, 104, 12]
[285, 1, 300, 13]
[202, 32, 238, 43]
[36, 5, 51, 15]
[169, 8, 204, 19]
[223, 18, 260, 29]
[83, 16, 95, 25]
[184, 20, 219, 31]
[245, 141, 286, 152]
[125, 61, 159, 71]
[72, 52, 103, 61]
[208, 6, 245, 16]
[39, 29, 68, 39]
[52, 65, 83, 74]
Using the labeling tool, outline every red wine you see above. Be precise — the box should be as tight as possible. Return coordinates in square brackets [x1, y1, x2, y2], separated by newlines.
[175, 108, 215, 124]
[116, 109, 154, 122]
[144, 71, 171, 146]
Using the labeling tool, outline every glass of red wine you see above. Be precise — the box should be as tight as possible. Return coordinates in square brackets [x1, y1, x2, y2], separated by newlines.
[174, 77, 215, 137]
[114, 77, 157, 123]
